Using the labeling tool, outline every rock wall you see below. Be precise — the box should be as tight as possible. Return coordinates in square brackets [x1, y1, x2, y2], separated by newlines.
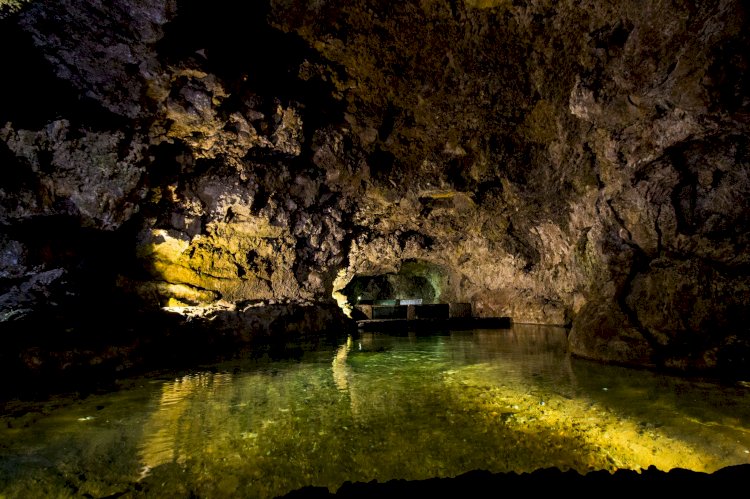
[0, 0, 748, 379]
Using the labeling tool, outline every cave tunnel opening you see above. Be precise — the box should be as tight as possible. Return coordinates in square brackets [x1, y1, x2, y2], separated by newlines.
[344, 273, 436, 305]
[339, 259, 449, 313]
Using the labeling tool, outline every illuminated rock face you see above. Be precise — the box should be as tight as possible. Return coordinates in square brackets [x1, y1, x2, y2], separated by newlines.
[0, 0, 748, 377]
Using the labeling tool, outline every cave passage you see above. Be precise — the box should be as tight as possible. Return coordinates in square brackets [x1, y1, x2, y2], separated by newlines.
[341, 260, 448, 306]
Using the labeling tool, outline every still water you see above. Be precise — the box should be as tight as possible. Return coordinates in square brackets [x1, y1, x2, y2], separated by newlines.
[1, 325, 750, 498]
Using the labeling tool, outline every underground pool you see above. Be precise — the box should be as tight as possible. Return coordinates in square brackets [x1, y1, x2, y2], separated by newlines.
[1, 325, 749, 497]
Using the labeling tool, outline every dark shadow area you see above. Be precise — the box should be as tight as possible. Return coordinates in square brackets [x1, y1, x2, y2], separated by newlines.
[0, 298, 355, 402]
[0, 14, 128, 130]
[157, 0, 346, 140]
[282, 465, 750, 497]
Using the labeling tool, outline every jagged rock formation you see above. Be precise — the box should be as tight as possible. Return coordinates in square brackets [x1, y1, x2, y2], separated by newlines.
[0, 0, 748, 380]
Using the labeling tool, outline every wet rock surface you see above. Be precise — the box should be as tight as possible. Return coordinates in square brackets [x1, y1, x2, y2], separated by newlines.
[0, 0, 748, 380]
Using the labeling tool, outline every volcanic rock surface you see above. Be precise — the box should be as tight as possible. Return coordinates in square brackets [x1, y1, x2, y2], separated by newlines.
[0, 0, 749, 381]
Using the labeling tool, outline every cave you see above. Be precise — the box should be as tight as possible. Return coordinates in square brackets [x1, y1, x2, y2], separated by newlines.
[345, 273, 435, 305]
[342, 259, 446, 305]
[1, 0, 750, 495]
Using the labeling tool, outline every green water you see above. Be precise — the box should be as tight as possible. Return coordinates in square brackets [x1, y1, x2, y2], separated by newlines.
[2, 325, 750, 498]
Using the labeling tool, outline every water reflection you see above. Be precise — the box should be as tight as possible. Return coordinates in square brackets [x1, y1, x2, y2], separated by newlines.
[332, 335, 351, 392]
[139, 372, 234, 478]
[1, 326, 750, 498]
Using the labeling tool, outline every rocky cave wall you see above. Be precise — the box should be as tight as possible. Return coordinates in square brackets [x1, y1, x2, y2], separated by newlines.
[0, 0, 749, 380]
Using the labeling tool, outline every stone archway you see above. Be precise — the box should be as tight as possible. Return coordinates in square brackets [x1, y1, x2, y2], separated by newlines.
[332, 259, 451, 317]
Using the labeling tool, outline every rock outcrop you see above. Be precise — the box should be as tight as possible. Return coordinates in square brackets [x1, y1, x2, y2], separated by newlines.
[0, 0, 748, 380]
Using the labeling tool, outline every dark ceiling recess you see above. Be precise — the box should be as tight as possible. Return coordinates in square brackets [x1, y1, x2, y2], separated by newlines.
[368, 147, 396, 180]
[0, 20, 119, 129]
[157, 0, 345, 134]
